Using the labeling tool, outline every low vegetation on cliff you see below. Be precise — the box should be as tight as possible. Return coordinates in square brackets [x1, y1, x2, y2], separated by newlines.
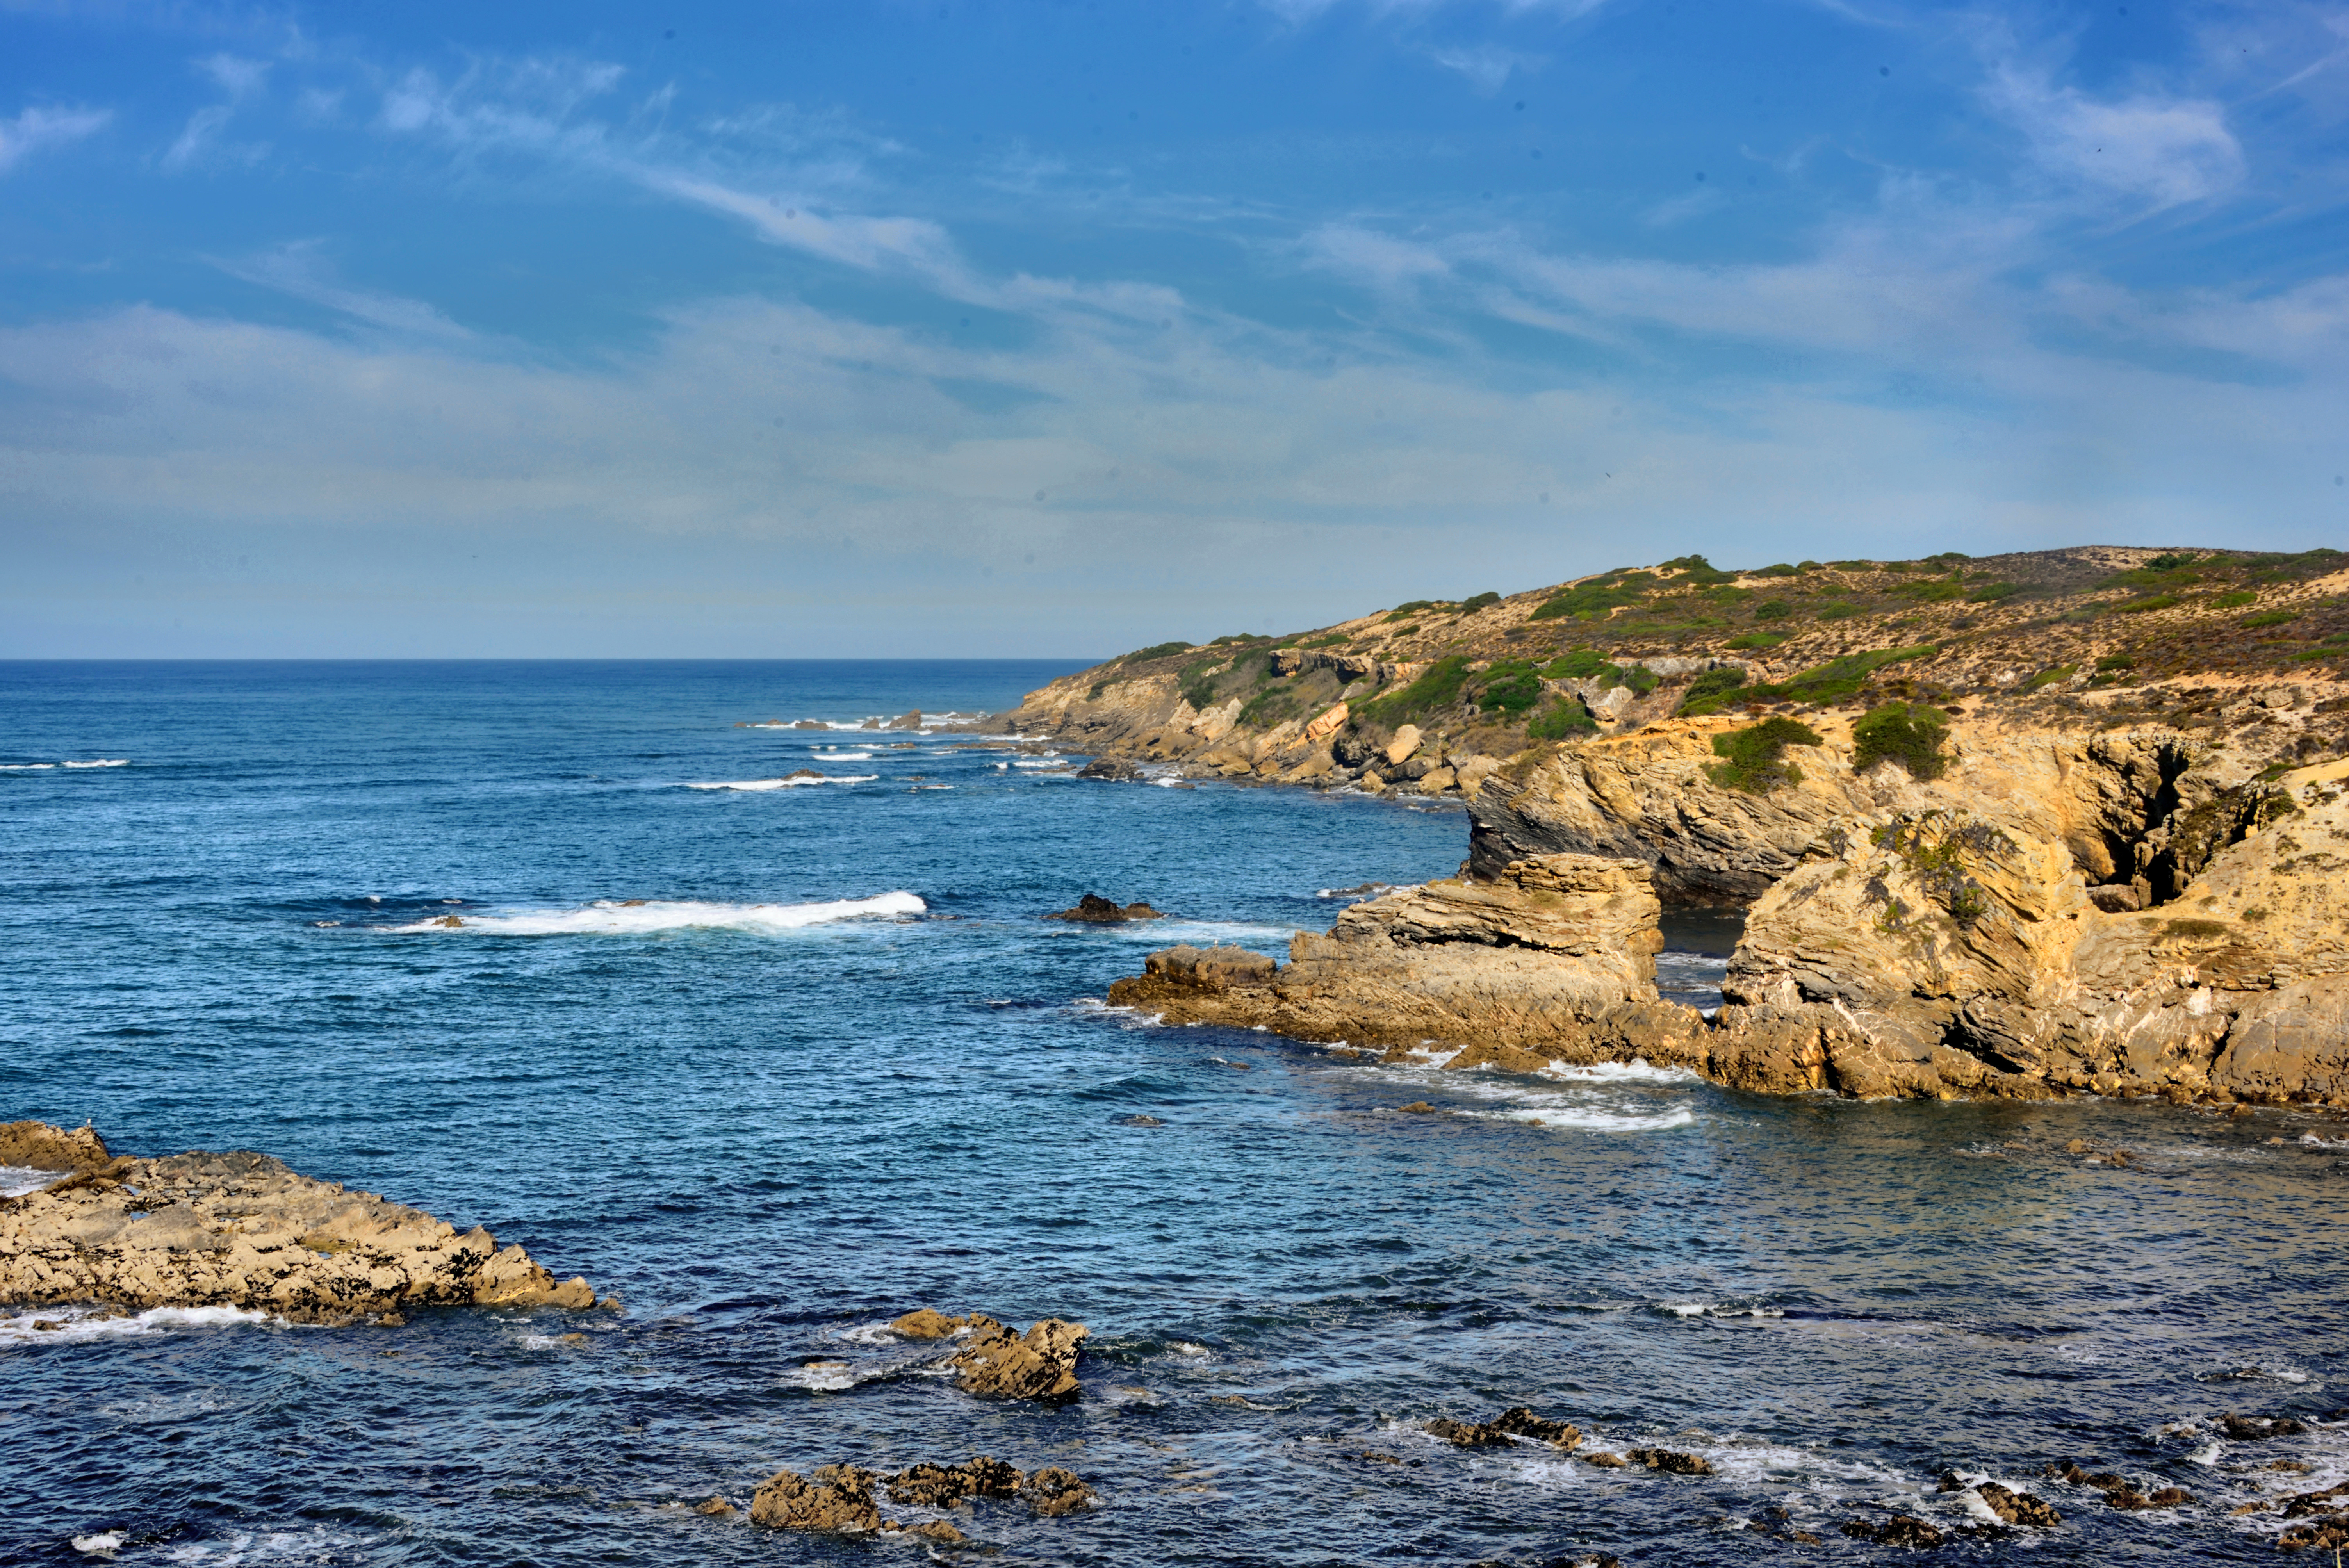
[1007, 544, 2349, 802]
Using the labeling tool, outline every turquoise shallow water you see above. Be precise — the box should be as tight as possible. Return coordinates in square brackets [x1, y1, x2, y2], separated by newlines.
[3, 660, 2347, 1567]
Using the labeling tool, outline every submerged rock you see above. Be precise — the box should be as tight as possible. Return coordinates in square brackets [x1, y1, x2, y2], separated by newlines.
[886, 1457, 1023, 1507]
[2221, 1412, 2310, 1440]
[0, 1124, 597, 1322]
[1075, 756, 1143, 781]
[1047, 893, 1166, 923]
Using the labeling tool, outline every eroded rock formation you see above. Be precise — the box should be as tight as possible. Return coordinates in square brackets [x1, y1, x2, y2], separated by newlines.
[1114, 734, 2349, 1103]
[750, 1456, 1096, 1535]
[0, 1128, 598, 1321]
[1108, 855, 1708, 1073]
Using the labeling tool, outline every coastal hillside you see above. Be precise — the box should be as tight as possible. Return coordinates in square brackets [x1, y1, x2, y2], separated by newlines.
[1000, 545, 2349, 795]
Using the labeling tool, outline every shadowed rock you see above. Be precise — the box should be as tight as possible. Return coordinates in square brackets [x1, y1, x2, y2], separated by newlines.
[1047, 893, 1166, 923]
[0, 1120, 111, 1172]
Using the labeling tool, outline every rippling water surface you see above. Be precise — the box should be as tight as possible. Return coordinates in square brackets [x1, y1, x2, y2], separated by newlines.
[4, 661, 2346, 1567]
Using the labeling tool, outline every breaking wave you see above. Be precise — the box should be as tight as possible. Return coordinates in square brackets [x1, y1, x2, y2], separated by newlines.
[683, 775, 879, 791]
[387, 893, 925, 935]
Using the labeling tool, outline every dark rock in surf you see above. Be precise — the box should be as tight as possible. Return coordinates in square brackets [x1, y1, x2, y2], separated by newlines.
[1075, 756, 1143, 781]
[1027, 1466, 1096, 1516]
[886, 1456, 1023, 1507]
[1841, 1513, 1944, 1547]
[948, 1314, 1088, 1401]
[1626, 1446, 1713, 1476]
[1429, 1408, 1583, 1450]
[2222, 1412, 2310, 1440]
[1047, 893, 1165, 923]
[1975, 1482, 2060, 1526]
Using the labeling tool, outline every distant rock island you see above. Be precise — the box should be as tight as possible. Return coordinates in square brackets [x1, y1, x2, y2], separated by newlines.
[997, 545, 2349, 1107]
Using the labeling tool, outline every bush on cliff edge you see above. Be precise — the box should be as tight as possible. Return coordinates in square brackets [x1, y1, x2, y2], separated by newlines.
[1852, 702, 1949, 780]
[1707, 717, 1823, 793]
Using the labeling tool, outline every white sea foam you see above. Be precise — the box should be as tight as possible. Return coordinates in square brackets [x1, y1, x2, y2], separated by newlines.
[811, 751, 875, 761]
[388, 893, 925, 935]
[3, 759, 129, 770]
[72, 1531, 126, 1555]
[782, 1360, 863, 1392]
[684, 774, 877, 791]
[64, 759, 130, 768]
[159, 1526, 374, 1564]
[1, 1164, 55, 1198]
[3, 1304, 275, 1344]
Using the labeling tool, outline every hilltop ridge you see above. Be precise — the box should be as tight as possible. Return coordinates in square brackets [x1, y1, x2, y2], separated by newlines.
[999, 543, 2349, 795]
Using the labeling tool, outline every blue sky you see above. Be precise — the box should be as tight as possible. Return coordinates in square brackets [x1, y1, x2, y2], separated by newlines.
[2, 0, 2345, 656]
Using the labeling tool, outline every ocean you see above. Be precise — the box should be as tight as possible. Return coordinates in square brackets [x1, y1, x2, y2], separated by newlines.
[2, 659, 2344, 1566]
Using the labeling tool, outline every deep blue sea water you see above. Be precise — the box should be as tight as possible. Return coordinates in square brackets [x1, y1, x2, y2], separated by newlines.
[4, 660, 2347, 1568]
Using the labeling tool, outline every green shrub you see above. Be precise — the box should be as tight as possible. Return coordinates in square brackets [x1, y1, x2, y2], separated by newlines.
[1475, 659, 1544, 713]
[1754, 600, 1793, 621]
[1758, 563, 1799, 577]
[1726, 632, 1786, 650]
[2241, 609, 2300, 629]
[2095, 652, 2135, 672]
[1458, 591, 1501, 612]
[1527, 698, 1598, 740]
[1121, 641, 1191, 663]
[1531, 582, 1643, 620]
[1677, 666, 1751, 716]
[2016, 665, 2075, 694]
[1818, 602, 1859, 620]
[1389, 622, 1420, 635]
[1924, 551, 1971, 563]
[1852, 702, 1949, 780]
[2208, 592, 2258, 610]
[1892, 578, 1966, 602]
[1354, 655, 1474, 726]
[1797, 560, 1822, 571]
[1966, 582, 2021, 603]
[1384, 601, 1438, 622]
[1297, 632, 1349, 649]
[1774, 644, 1938, 704]
[2116, 594, 2181, 614]
[1656, 553, 1734, 585]
[1707, 717, 1824, 793]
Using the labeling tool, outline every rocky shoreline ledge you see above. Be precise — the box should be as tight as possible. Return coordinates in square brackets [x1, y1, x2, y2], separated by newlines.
[0, 1121, 601, 1322]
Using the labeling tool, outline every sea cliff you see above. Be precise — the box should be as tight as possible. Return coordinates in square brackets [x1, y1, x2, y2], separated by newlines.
[1024, 544, 2349, 1105]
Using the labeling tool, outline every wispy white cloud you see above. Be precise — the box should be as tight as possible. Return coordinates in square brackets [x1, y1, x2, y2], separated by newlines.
[212, 239, 473, 340]
[0, 103, 110, 174]
[1982, 61, 2244, 208]
[163, 51, 270, 171]
[1424, 43, 1547, 96]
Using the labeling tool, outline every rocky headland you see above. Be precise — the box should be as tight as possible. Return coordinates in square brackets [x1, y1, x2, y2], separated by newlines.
[0, 1121, 600, 1322]
[1043, 545, 2349, 1106]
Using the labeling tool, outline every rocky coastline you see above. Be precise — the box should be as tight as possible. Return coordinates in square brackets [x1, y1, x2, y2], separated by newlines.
[1050, 545, 2349, 1107]
[0, 1121, 601, 1322]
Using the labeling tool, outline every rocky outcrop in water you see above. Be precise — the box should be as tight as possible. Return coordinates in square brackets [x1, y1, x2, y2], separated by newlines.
[888, 1306, 1089, 1401]
[751, 1456, 1096, 1534]
[1047, 894, 1166, 923]
[0, 1125, 598, 1322]
[1428, 1407, 1583, 1450]
[1109, 855, 1707, 1073]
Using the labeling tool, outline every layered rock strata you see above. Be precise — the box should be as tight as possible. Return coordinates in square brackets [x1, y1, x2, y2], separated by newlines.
[1115, 746, 2349, 1104]
[1108, 855, 1708, 1073]
[0, 1128, 598, 1321]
